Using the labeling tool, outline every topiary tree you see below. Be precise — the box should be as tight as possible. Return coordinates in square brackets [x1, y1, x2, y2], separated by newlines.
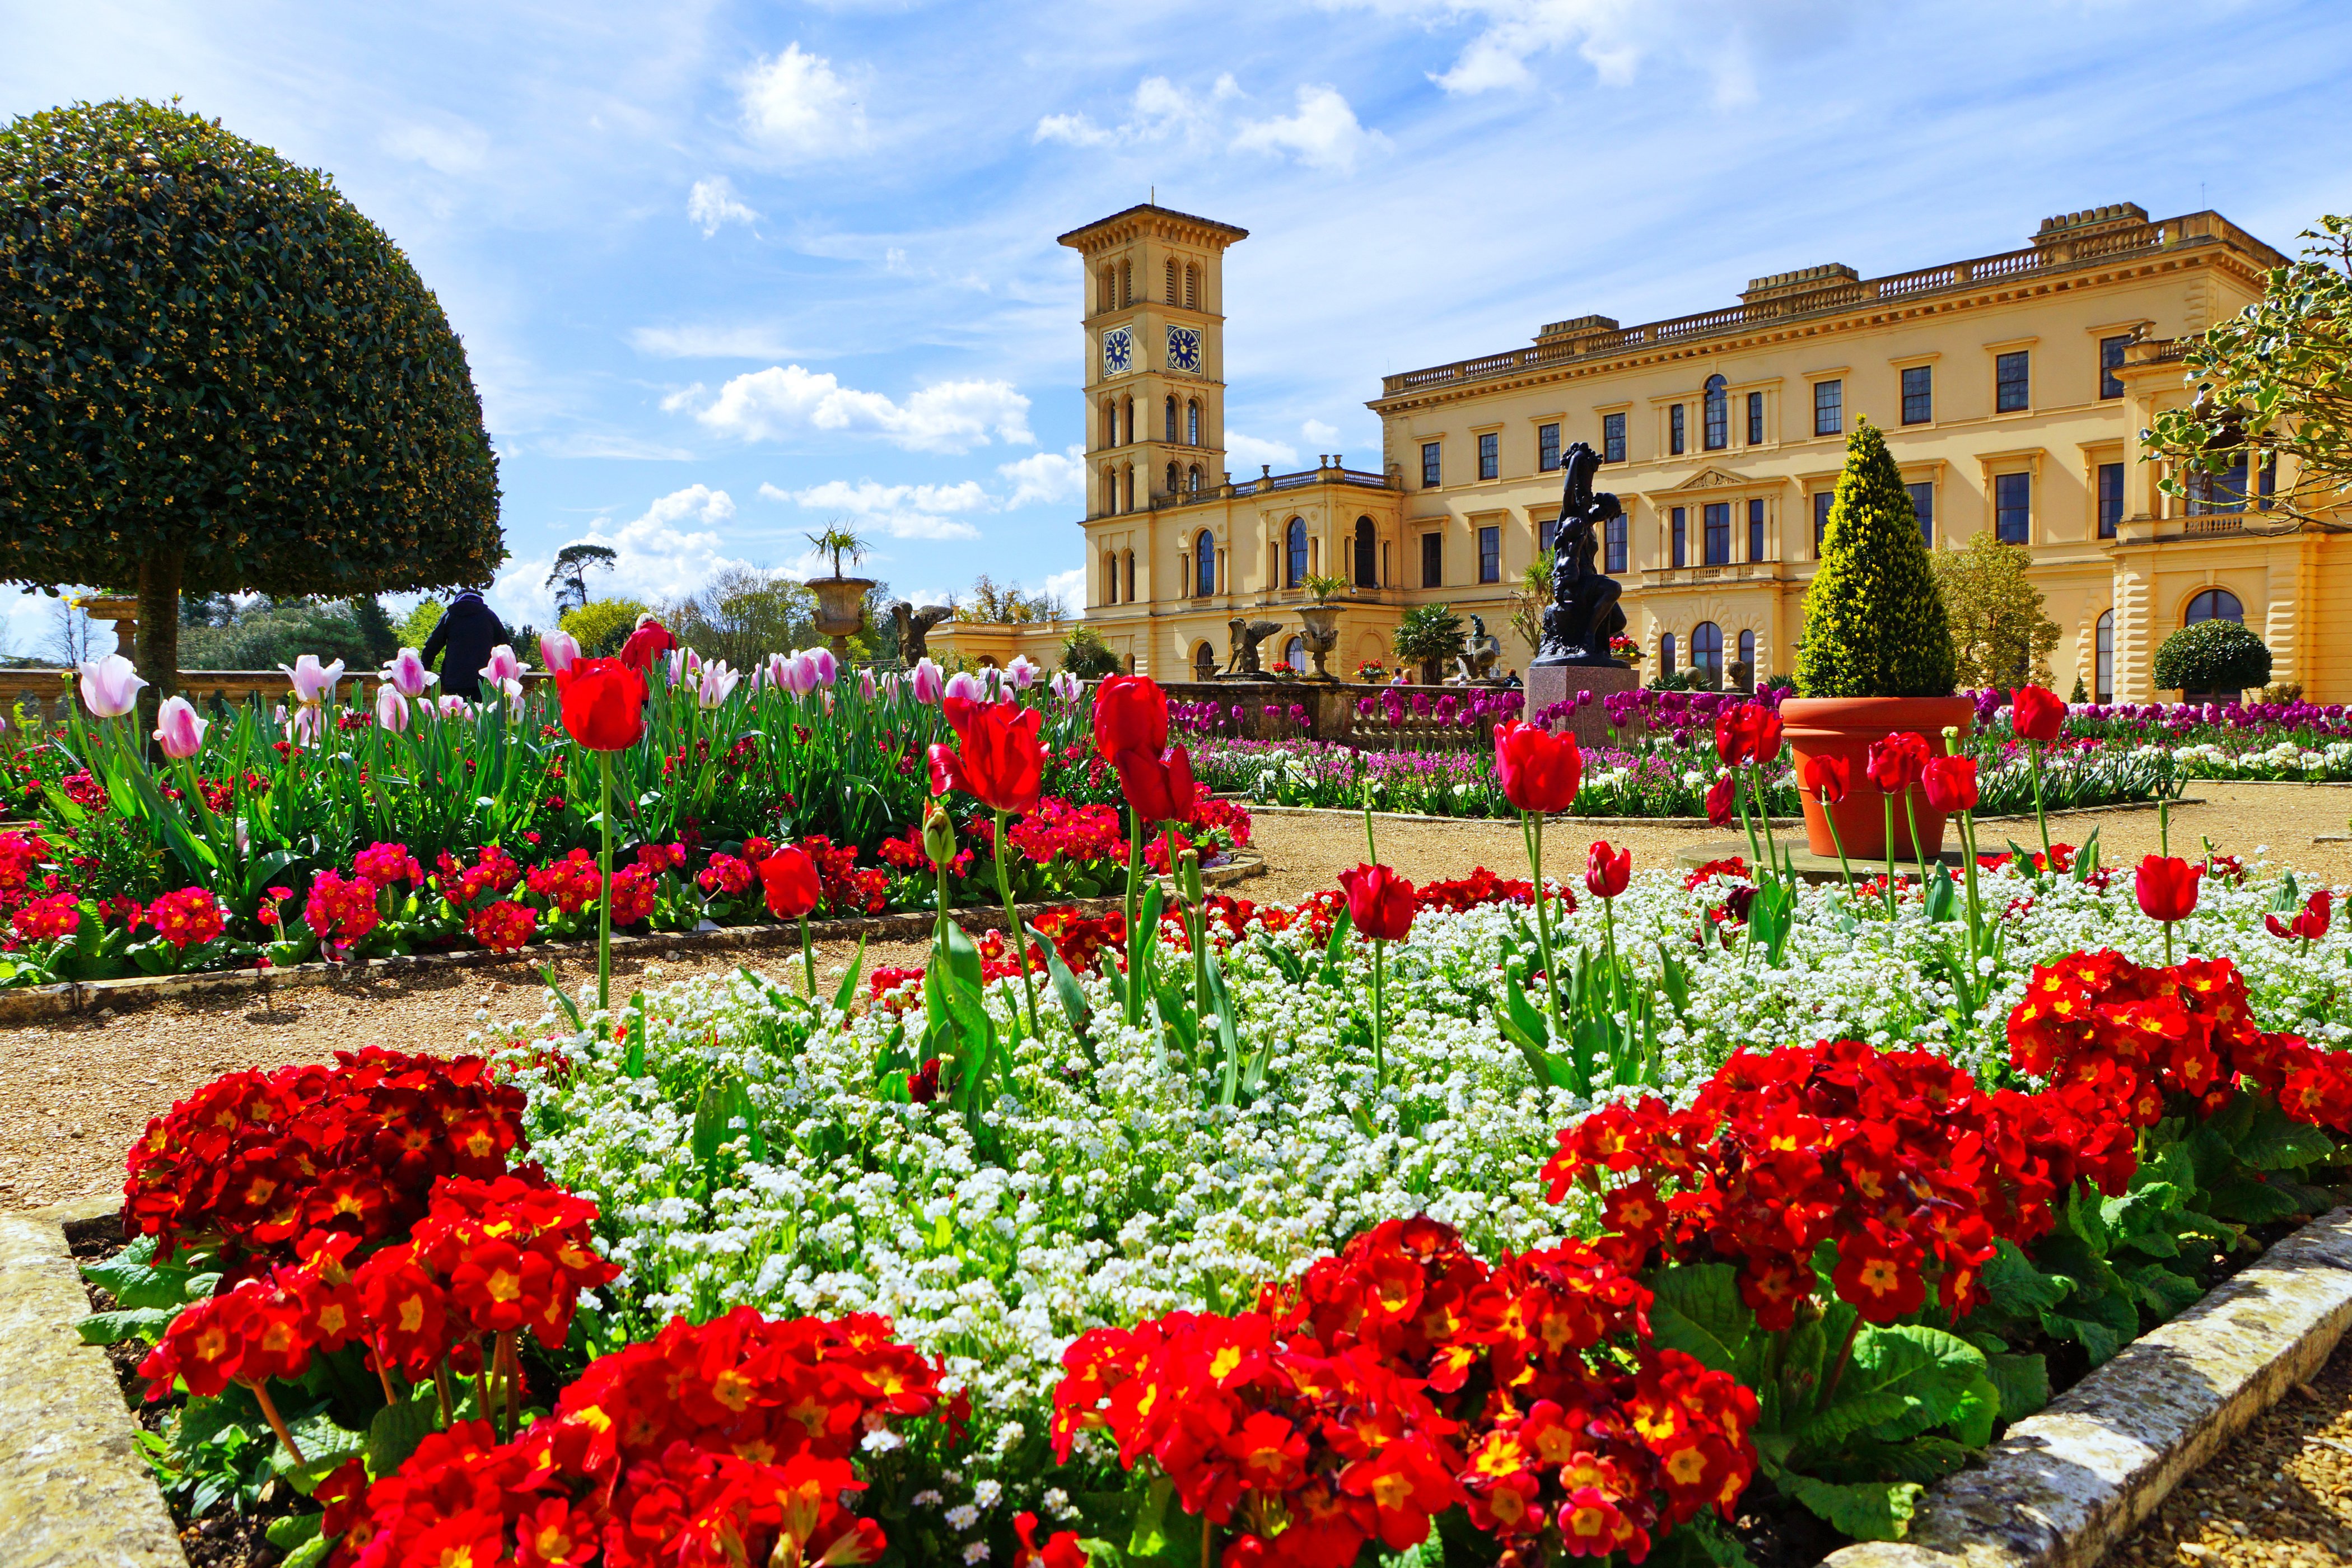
[0, 100, 502, 701]
[2153, 619, 2271, 698]
[1794, 421, 1956, 698]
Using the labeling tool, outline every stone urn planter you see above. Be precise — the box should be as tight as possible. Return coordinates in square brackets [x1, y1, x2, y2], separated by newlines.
[809, 576, 875, 656]
[1782, 695, 1976, 860]
[1297, 604, 1342, 680]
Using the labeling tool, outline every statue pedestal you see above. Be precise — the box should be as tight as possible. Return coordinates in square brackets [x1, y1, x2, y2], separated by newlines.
[1524, 664, 1640, 749]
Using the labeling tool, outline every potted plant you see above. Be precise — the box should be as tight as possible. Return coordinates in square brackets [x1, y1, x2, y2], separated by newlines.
[1784, 422, 1971, 859]
[1393, 603, 1466, 687]
[1298, 573, 1349, 679]
[804, 526, 875, 655]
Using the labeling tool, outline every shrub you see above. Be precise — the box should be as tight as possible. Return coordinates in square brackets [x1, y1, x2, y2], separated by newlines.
[561, 597, 650, 658]
[1393, 603, 1466, 673]
[2154, 618, 2272, 696]
[1795, 422, 1956, 698]
[1058, 623, 1121, 679]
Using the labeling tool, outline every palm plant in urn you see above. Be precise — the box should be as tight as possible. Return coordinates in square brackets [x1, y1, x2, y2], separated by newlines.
[804, 526, 875, 656]
[1785, 421, 1971, 860]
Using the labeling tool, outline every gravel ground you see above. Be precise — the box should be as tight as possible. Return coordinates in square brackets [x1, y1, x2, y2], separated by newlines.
[4, 781, 2346, 1216]
[2109, 1333, 2352, 1568]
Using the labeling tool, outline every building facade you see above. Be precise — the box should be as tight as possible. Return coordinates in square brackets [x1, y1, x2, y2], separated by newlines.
[1055, 200, 2346, 702]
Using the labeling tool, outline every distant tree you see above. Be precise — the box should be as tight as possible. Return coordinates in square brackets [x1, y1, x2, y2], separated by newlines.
[1932, 530, 2060, 690]
[955, 574, 1064, 624]
[1393, 603, 1466, 682]
[1509, 550, 1553, 657]
[662, 568, 816, 669]
[2154, 619, 2272, 699]
[395, 598, 446, 652]
[0, 100, 502, 707]
[544, 544, 618, 614]
[44, 598, 93, 666]
[178, 597, 385, 671]
[561, 598, 648, 659]
[349, 596, 400, 664]
[1058, 624, 1121, 679]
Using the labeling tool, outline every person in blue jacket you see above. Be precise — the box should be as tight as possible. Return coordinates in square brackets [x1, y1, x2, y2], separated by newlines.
[419, 590, 510, 701]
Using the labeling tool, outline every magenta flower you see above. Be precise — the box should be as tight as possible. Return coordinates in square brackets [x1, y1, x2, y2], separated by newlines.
[152, 696, 207, 759]
[540, 629, 580, 675]
[376, 684, 412, 735]
[382, 647, 438, 698]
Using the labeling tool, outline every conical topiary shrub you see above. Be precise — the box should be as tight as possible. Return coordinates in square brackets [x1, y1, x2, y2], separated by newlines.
[1795, 421, 1956, 698]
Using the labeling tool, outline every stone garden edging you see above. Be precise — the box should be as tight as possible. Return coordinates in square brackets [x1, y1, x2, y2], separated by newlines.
[1238, 799, 2200, 831]
[1826, 1206, 2352, 1568]
[0, 855, 1266, 1028]
[0, 1197, 185, 1568]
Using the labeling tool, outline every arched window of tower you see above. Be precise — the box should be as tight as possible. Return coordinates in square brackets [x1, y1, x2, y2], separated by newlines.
[1165, 256, 1178, 304]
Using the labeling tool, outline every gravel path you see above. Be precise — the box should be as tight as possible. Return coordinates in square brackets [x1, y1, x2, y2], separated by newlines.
[3, 781, 2346, 1215]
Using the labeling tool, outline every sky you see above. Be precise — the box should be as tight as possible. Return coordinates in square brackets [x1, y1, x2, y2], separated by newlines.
[6, 0, 2352, 659]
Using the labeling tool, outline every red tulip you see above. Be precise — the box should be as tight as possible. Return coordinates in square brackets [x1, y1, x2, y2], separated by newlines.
[1339, 863, 1416, 942]
[758, 846, 821, 920]
[2135, 855, 2202, 923]
[1865, 732, 1932, 794]
[927, 743, 962, 799]
[617, 620, 674, 674]
[1585, 841, 1631, 901]
[1748, 707, 1784, 763]
[2011, 686, 2066, 743]
[1801, 753, 1850, 805]
[555, 658, 647, 752]
[1493, 722, 1583, 814]
[1705, 773, 1737, 827]
[1093, 675, 1168, 763]
[2267, 888, 2331, 942]
[1712, 710, 1751, 767]
[1114, 744, 1197, 826]
[1921, 754, 1980, 814]
[1713, 703, 1784, 768]
[937, 696, 1045, 814]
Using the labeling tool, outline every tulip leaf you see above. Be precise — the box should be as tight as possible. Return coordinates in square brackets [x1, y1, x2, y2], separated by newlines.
[1319, 904, 1354, 984]
[75, 1305, 181, 1345]
[1024, 923, 1094, 1051]
[832, 934, 868, 1016]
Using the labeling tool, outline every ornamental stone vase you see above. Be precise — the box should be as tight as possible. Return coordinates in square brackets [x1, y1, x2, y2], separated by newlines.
[1780, 694, 1977, 860]
[1297, 605, 1342, 679]
[809, 576, 875, 657]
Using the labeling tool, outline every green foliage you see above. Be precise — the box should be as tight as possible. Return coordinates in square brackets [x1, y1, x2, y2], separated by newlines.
[1060, 623, 1122, 679]
[395, 598, 446, 652]
[955, 573, 1064, 625]
[0, 99, 502, 596]
[661, 568, 815, 671]
[1795, 422, 1956, 698]
[562, 597, 649, 659]
[2153, 618, 2272, 696]
[178, 596, 394, 671]
[1392, 603, 1466, 668]
[1933, 530, 2060, 690]
[2148, 214, 2352, 526]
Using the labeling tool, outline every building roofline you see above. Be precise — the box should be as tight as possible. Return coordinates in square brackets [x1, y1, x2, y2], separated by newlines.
[1058, 203, 1250, 250]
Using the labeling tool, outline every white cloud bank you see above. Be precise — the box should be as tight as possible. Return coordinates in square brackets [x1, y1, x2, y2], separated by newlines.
[764, 478, 989, 542]
[1035, 73, 1384, 173]
[678, 365, 1034, 454]
[1230, 85, 1388, 174]
[996, 445, 1087, 509]
[739, 43, 869, 159]
[687, 176, 758, 236]
[492, 484, 759, 626]
[1224, 428, 1299, 470]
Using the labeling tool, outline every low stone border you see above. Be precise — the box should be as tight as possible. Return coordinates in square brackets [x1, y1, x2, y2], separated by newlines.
[1241, 798, 2198, 832]
[0, 1198, 184, 1567]
[0, 856, 1266, 1028]
[1828, 1206, 2352, 1568]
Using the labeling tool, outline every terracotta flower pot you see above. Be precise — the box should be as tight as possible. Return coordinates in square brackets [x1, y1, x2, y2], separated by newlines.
[1781, 695, 1977, 860]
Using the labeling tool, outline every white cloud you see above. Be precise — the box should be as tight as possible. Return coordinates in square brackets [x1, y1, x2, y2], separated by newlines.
[739, 43, 869, 160]
[628, 323, 802, 360]
[687, 365, 1034, 454]
[767, 478, 988, 541]
[997, 445, 1086, 509]
[381, 117, 489, 173]
[1033, 112, 1115, 148]
[1225, 428, 1299, 470]
[1034, 73, 1242, 148]
[1231, 84, 1387, 174]
[1301, 418, 1341, 444]
[687, 176, 759, 236]
[1042, 566, 1089, 619]
[491, 485, 757, 625]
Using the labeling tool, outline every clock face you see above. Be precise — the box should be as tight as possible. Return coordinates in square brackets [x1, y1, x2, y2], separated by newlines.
[1101, 326, 1133, 377]
[1166, 324, 1202, 375]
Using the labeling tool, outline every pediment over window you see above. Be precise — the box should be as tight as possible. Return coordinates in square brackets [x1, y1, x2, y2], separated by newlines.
[1672, 468, 1749, 491]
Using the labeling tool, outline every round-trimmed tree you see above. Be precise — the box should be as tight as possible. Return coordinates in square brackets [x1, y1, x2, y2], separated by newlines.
[0, 100, 501, 698]
[1795, 420, 1956, 698]
[2153, 618, 2271, 698]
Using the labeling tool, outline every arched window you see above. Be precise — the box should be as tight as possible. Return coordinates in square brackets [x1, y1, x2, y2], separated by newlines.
[1103, 398, 1118, 447]
[1187, 400, 1201, 446]
[1196, 530, 1216, 596]
[1737, 628, 1756, 674]
[1104, 550, 1119, 604]
[1692, 621, 1723, 675]
[1185, 263, 1199, 310]
[1354, 517, 1376, 587]
[1124, 550, 1136, 603]
[1165, 396, 1178, 443]
[1188, 464, 1203, 493]
[1165, 256, 1178, 303]
[1660, 633, 1677, 678]
[1165, 461, 1179, 496]
[1122, 466, 1135, 514]
[1702, 374, 1729, 451]
[1119, 259, 1132, 306]
[1285, 517, 1308, 588]
[1282, 636, 1306, 673]
[1098, 268, 1114, 312]
[1194, 642, 1217, 680]
[1122, 395, 1135, 447]
[2095, 610, 2114, 703]
[2186, 588, 2243, 625]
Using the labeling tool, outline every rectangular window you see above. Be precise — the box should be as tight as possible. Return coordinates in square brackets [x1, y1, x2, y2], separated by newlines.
[1478, 525, 1500, 583]
[1906, 482, 1935, 549]
[1747, 498, 1766, 562]
[1994, 471, 2031, 543]
[1703, 390, 1728, 451]
[1812, 490, 1835, 556]
[1538, 422, 1561, 472]
[1746, 391, 1765, 445]
[1420, 530, 1443, 587]
[1420, 441, 1441, 488]
[1703, 502, 1730, 566]
[1813, 379, 1842, 437]
[2098, 461, 2124, 538]
[1605, 516, 1627, 574]
[2099, 334, 2131, 400]
[1539, 515, 1559, 554]
[1901, 365, 1933, 425]
[1995, 350, 2030, 413]
[1477, 431, 1499, 481]
[1670, 506, 1687, 568]
[1602, 412, 1626, 464]
[1669, 404, 1686, 456]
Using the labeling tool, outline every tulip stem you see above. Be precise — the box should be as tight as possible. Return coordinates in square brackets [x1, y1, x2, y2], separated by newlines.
[1818, 788, 1856, 895]
[992, 809, 1042, 1039]
[596, 752, 614, 1020]
[2028, 739, 2053, 863]
[1882, 794, 1898, 920]
[1370, 939, 1387, 1091]
[1122, 810, 1144, 1028]
[1523, 809, 1570, 1086]
[797, 913, 816, 999]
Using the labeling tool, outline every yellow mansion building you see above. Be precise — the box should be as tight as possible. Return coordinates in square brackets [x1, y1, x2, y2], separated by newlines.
[1045, 199, 2349, 702]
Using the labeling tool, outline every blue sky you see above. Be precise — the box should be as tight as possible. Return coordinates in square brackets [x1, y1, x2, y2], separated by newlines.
[7, 0, 2351, 655]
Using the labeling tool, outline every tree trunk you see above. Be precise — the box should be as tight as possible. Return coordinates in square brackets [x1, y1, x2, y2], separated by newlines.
[134, 545, 184, 738]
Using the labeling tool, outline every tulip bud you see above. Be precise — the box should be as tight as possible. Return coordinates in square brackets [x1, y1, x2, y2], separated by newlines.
[1178, 846, 1204, 906]
[922, 804, 957, 869]
[152, 695, 207, 759]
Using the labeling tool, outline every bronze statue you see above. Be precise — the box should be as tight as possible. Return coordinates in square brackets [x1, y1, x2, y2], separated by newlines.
[890, 601, 954, 663]
[1533, 442, 1628, 668]
[1224, 615, 1285, 676]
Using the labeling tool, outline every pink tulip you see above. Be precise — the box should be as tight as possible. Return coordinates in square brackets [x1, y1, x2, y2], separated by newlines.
[289, 705, 324, 747]
[435, 694, 473, 718]
[78, 654, 146, 718]
[784, 651, 819, 697]
[280, 654, 346, 706]
[540, 629, 580, 675]
[810, 647, 838, 687]
[375, 684, 412, 734]
[480, 644, 526, 685]
[665, 647, 702, 688]
[697, 660, 741, 708]
[1051, 671, 1081, 703]
[384, 647, 438, 698]
[910, 658, 944, 703]
[944, 670, 983, 704]
[153, 696, 207, 759]
[1007, 655, 1039, 692]
[858, 668, 876, 702]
